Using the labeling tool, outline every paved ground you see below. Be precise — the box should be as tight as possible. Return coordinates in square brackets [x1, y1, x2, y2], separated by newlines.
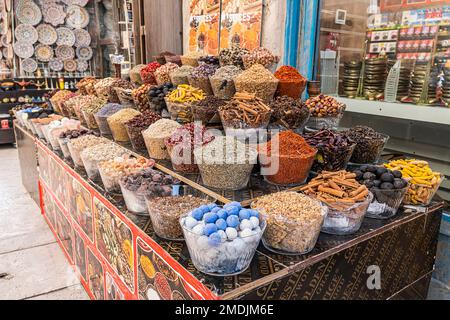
[0, 145, 88, 300]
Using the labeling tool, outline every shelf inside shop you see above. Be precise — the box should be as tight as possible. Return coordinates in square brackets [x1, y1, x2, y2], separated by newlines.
[337, 97, 450, 126]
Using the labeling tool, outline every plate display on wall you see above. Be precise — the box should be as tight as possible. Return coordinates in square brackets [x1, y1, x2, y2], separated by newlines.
[65, 5, 89, 29]
[13, 41, 34, 58]
[62, 0, 89, 7]
[55, 45, 75, 60]
[49, 57, 64, 71]
[42, 3, 66, 27]
[76, 46, 92, 60]
[21, 58, 38, 73]
[73, 28, 91, 47]
[15, 23, 38, 44]
[75, 58, 88, 72]
[16, 1, 42, 26]
[35, 44, 54, 62]
[64, 59, 77, 72]
[56, 27, 76, 46]
[36, 23, 57, 45]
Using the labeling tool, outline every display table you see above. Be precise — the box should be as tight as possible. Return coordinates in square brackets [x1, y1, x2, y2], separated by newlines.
[14, 123, 444, 300]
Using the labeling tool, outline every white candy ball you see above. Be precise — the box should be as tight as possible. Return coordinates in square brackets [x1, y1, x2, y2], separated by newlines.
[185, 216, 198, 229]
[240, 219, 253, 231]
[217, 230, 227, 243]
[232, 237, 246, 252]
[225, 227, 238, 240]
[192, 224, 205, 236]
[250, 216, 260, 229]
[253, 226, 262, 234]
[196, 235, 210, 249]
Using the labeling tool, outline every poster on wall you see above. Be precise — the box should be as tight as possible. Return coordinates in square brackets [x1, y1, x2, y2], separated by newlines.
[188, 0, 263, 54]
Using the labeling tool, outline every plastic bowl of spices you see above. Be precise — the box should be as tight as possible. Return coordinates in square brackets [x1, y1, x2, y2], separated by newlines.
[147, 83, 176, 115]
[353, 165, 409, 219]
[304, 95, 346, 130]
[242, 47, 280, 71]
[154, 62, 179, 86]
[124, 111, 161, 152]
[81, 142, 130, 181]
[259, 131, 317, 186]
[164, 123, 215, 173]
[98, 156, 154, 193]
[181, 52, 202, 67]
[94, 78, 117, 100]
[251, 192, 326, 255]
[303, 130, 356, 173]
[132, 84, 153, 113]
[165, 85, 206, 123]
[192, 96, 226, 125]
[142, 119, 181, 160]
[107, 79, 134, 103]
[107, 108, 141, 142]
[188, 64, 218, 96]
[67, 135, 108, 168]
[130, 64, 147, 85]
[343, 126, 389, 165]
[170, 65, 194, 86]
[76, 76, 97, 95]
[59, 128, 99, 160]
[114, 88, 134, 107]
[219, 92, 272, 134]
[234, 64, 279, 103]
[209, 65, 242, 100]
[300, 170, 373, 235]
[219, 47, 249, 69]
[180, 201, 265, 276]
[194, 136, 257, 190]
[384, 159, 444, 207]
[269, 96, 310, 133]
[66, 95, 97, 125]
[119, 168, 180, 214]
[140, 62, 161, 85]
[81, 97, 108, 130]
[94, 103, 126, 136]
[146, 185, 214, 240]
[274, 66, 307, 99]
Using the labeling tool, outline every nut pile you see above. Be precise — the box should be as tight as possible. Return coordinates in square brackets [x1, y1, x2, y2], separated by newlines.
[242, 47, 279, 69]
[251, 192, 324, 254]
[132, 84, 153, 112]
[169, 65, 194, 86]
[143, 119, 181, 159]
[80, 97, 107, 129]
[154, 63, 179, 85]
[269, 96, 310, 130]
[343, 126, 388, 164]
[192, 96, 226, 124]
[219, 47, 249, 68]
[81, 143, 130, 179]
[219, 92, 272, 129]
[210, 65, 242, 100]
[124, 111, 161, 151]
[304, 95, 346, 117]
[107, 108, 142, 142]
[59, 128, 100, 139]
[76, 76, 97, 95]
[140, 62, 161, 85]
[188, 64, 218, 95]
[234, 64, 279, 102]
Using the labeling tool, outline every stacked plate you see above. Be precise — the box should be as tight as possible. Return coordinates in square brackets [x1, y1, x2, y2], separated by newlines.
[363, 58, 387, 99]
[426, 66, 440, 103]
[408, 64, 428, 103]
[396, 61, 413, 100]
[442, 68, 450, 105]
[342, 61, 361, 98]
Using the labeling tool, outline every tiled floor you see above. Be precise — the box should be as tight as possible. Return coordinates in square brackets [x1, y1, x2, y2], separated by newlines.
[0, 145, 88, 300]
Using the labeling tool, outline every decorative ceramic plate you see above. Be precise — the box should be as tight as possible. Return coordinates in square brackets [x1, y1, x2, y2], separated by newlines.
[75, 58, 88, 72]
[49, 57, 63, 71]
[36, 23, 57, 45]
[16, 1, 42, 26]
[15, 23, 38, 44]
[13, 41, 34, 58]
[64, 59, 77, 72]
[35, 44, 54, 61]
[73, 28, 91, 47]
[21, 58, 38, 73]
[55, 45, 75, 59]
[42, 3, 66, 27]
[76, 46, 92, 60]
[62, 0, 89, 7]
[66, 5, 89, 29]
[56, 27, 75, 46]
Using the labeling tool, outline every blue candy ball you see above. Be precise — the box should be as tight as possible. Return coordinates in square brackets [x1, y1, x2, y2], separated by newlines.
[239, 209, 251, 220]
[226, 206, 239, 216]
[224, 201, 242, 209]
[203, 212, 219, 224]
[226, 215, 240, 229]
[217, 209, 228, 220]
[199, 205, 210, 213]
[210, 207, 221, 213]
[249, 209, 260, 218]
[208, 232, 222, 247]
[215, 219, 227, 231]
[191, 208, 204, 221]
[204, 223, 218, 236]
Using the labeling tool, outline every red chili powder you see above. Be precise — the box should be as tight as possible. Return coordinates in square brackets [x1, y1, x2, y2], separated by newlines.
[263, 131, 316, 158]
